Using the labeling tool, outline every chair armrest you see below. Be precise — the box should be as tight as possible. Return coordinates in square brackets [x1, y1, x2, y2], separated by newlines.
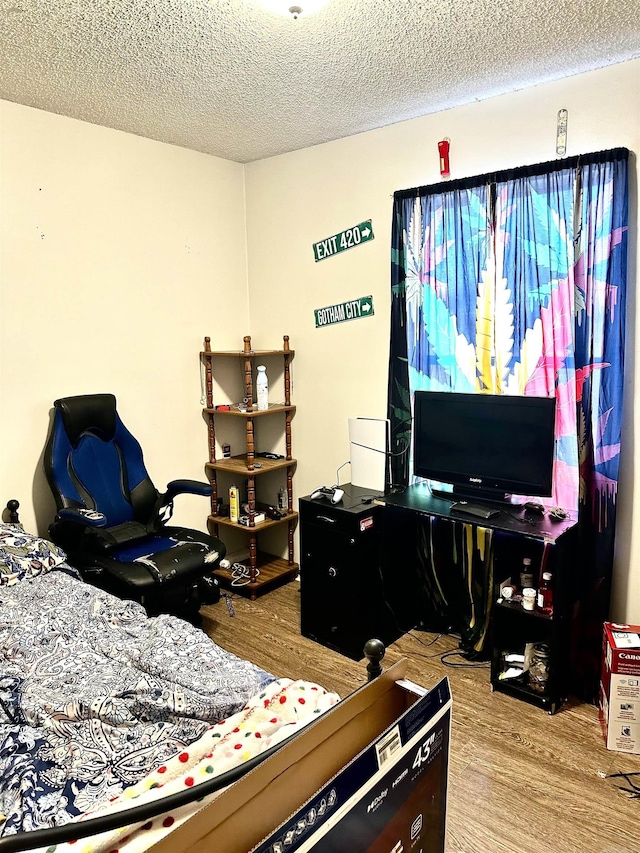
[163, 480, 212, 500]
[57, 508, 107, 528]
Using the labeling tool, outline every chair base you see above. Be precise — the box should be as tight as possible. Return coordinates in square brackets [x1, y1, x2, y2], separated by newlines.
[51, 525, 224, 624]
[78, 564, 220, 624]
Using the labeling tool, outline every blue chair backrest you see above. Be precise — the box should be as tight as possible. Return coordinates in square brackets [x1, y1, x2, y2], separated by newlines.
[45, 394, 159, 527]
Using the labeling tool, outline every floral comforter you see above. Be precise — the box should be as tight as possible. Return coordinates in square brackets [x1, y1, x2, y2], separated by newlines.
[0, 524, 339, 850]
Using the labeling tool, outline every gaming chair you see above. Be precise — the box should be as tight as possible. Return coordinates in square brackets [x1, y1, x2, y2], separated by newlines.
[43, 393, 225, 624]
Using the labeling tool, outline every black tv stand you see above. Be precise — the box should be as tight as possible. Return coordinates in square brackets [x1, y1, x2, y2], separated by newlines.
[381, 482, 578, 713]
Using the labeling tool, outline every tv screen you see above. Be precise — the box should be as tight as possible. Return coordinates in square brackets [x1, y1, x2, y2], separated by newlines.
[412, 390, 556, 501]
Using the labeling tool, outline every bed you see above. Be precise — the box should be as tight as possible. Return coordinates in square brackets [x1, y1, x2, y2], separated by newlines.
[0, 506, 390, 853]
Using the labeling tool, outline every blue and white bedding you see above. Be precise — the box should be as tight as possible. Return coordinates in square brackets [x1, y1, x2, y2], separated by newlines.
[0, 523, 276, 838]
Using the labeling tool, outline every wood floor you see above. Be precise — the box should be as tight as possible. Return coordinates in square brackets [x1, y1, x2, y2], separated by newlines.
[201, 581, 640, 853]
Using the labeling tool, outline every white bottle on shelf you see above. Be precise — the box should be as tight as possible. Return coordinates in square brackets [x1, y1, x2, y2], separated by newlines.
[256, 365, 269, 410]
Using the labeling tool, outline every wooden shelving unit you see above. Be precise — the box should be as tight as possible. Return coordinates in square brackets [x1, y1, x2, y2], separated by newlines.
[201, 335, 298, 599]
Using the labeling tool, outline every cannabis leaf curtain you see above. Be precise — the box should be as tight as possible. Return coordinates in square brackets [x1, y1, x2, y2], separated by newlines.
[388, 148, 629, 696]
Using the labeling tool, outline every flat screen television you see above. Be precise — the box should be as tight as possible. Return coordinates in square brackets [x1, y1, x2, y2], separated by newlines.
[412, 390, 556, 503]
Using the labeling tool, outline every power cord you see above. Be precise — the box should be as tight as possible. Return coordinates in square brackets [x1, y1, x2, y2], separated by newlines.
[439, 651, 490, 668]
[405, 631, 444, 650]
[608, 771, 640, 798]
[230, 563, 260, 587]
[335, 460, 350, 487]
[349, 439, 410, 459]
[376, 564, 490, 668]
[376, 565, 453, 657]
[219, 557, 260, 588]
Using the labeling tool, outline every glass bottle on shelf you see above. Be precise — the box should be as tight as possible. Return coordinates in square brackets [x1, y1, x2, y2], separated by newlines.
[528, 643, 550, 692]
[537, 571, 553, 615]
[520, 557, 534, 590]
[277, 485, 287, 512]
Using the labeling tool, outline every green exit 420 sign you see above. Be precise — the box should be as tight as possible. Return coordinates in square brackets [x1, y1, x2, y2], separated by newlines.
[313, 220, 374, 262]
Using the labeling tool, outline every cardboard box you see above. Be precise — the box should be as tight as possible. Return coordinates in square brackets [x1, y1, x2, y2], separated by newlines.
[252, 677, 451, 853]
[599, 621, 640, 753]
[149, 661, 451, 853]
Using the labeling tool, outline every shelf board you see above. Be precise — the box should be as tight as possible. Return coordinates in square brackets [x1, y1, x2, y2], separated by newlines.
[206, 455, 297, 475]
[495, 599, 553, 620]
[492, 678, 561, 713]
[213, 552, 299, 600]
[202, 350, 295, 358]
[204, 404, 296, 417]
[209, 511, 298, 532]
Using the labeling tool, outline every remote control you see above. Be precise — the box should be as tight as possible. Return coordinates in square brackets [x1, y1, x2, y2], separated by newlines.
[265, 506, 284, 520]
[310, 486, 344, 504]
[310, 488, 329, 500]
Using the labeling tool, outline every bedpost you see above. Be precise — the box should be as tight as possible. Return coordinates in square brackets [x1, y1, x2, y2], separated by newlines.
[6, 500, 19, 524]
[364, 638, 385, 681]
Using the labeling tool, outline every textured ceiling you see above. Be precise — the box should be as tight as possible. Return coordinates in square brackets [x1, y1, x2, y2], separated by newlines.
[1, 0, 639, 163]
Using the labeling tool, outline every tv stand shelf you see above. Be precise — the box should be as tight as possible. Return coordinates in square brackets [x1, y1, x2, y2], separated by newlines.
[383, 483, 575, 539]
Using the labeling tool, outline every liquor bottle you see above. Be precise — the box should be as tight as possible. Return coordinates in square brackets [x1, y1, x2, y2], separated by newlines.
[277, 485, 287, 512]
[520, 557, 534, 590]
[537, 571, 553, 615]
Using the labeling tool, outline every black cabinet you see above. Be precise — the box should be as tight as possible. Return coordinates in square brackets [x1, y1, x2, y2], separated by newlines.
[490, 526, 578, 713]
[299, 486, 411, 660]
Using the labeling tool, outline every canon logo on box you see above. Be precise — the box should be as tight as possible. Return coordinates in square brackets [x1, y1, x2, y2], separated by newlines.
[619, 652, 640, 660]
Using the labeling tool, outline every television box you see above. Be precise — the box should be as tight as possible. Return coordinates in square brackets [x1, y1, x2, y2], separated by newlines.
[149, 662, 451, 853]
[599, 621, 640, 754]
[251, 676, 451, 853]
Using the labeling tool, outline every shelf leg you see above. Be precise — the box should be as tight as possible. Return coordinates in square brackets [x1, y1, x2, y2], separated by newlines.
[246, 417, 255, 470]
[248, 534, 258, 584]
[287, 519, 295, 565]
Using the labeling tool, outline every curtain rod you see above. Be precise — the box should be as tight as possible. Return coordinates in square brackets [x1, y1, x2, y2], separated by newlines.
[393, 147, 630, 200]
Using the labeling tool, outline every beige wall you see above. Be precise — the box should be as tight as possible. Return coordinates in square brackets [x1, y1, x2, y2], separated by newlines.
[0, 101, 250, 535]
[245, 60, 640, 622]
[1, 60, 638, 620]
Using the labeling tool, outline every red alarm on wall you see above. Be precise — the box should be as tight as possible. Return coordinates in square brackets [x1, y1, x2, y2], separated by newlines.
[438, 138, 451, 178]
